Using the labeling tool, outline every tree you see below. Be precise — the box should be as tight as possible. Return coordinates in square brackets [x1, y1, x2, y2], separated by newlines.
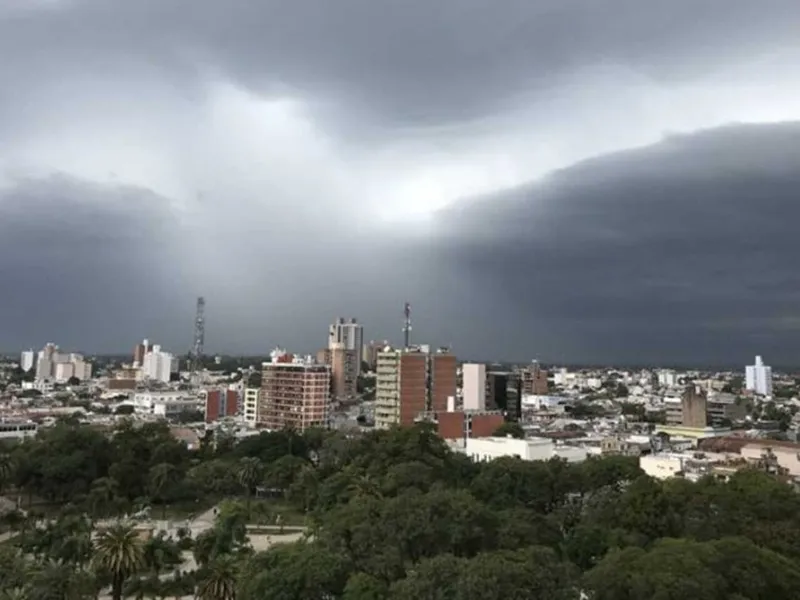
[92, 523, 145, 600]
[237, 457, 263, 510]
[197, 554, 239, 600]
[0, 452, 15, 497]
[147, 463, 179, 519]
[492, 422, 524, 439]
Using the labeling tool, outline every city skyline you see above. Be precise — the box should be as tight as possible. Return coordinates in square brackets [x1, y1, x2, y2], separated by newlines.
[2, 2, 800, 363]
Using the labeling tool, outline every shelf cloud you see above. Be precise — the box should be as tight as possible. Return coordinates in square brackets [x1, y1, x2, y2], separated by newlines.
[1, 0, 799, 363]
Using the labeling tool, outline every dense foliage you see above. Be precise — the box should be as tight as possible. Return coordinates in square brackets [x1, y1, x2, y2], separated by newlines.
[0, 421, 799, 598]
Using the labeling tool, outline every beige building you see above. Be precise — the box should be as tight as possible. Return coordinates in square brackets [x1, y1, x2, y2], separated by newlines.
[600, 435, 644, 457]
[665, 388, 746, 427]
[243, 387, 259, 426]
[259, 349, 330, 432]
[317, 344, 358, 400]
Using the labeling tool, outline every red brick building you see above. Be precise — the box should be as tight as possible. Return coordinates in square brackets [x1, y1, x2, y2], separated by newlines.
[205, 389, 239, 423]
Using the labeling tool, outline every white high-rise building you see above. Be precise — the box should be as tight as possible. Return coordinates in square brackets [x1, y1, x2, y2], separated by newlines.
[745, 355, 773, 397]
[328, 318, 364, 373]
[34, 344, 91, 382]
[20, 350, 35, 372]
[142, 345, 177, 383]
[462, 363, 487, 411]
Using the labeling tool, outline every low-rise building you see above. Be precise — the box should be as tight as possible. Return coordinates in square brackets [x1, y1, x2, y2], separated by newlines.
[465, 436, 588, 463]
[132, 391, 200, 417]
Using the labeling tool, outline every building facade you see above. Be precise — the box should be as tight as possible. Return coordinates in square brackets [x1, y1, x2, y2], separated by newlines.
[20, 350, 35, 372]
[462, 363, 487, 411]
[521, 361, 549, 396]
[242, 387, 259, 426]
[328, 318, 364, 374]
[132, 391, 199, 417]
[204, 389, 240, 423]
[317, 344, 358, 400]
[34, 344, 91, 382]
[745, 355, 773, 396]
[375, 346, 457, 429]
[259, 349, 331, 431]
[142, 344, 177, 383]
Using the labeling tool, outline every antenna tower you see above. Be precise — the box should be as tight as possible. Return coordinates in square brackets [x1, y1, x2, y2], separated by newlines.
[190, 296, 206, 375]
[402, 302, 412, 348]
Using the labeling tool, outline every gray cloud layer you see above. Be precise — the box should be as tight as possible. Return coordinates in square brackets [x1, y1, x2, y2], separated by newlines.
[1, 1, 800, 364]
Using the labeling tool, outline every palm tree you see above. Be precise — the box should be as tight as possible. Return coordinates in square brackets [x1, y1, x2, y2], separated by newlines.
[196, 555, 238, 600]
[92, 523, 145, 600]
[0, 588, 28, 600]
[86, 477, 120, 520]
[236, 458, 263, 511]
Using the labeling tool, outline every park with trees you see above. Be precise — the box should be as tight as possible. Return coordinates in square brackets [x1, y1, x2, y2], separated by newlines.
[0, 420, 798, 598]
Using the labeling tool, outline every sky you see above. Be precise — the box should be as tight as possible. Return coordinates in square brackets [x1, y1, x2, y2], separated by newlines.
[1, 0, 800, 365]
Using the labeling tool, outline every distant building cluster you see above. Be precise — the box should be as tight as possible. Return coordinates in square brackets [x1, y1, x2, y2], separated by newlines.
[5, 300, 800, 493]
[24, 343, 92, 383]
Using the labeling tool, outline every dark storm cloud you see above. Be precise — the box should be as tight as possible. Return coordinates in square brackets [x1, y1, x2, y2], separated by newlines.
[2, 1, 800, 363]
[0, 176, 194, 352]
[2, 0, 798, 129]
[436, 123, 800, 365]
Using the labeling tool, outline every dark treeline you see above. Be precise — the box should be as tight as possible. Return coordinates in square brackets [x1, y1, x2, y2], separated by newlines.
[0, 421, 799, 598]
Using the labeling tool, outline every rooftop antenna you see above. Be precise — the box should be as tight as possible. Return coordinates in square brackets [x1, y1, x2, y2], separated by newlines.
[403, 302, 412, 348]
[189, 296, 205, 377]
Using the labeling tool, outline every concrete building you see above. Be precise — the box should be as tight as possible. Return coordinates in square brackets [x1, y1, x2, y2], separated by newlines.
[600, 435, 645, 457]
[745, 355, 773, 396]
[20, 350, 35, 372]
[142, 345, 177, 384]
[706, 393, 748, 425]
[317, 344, 358, 400]
[328, 318, 364, 374]
[0, 421, 38, 440]
[133, 339, 153, 368]
[242, 388, 259, 426]
[462, 363, 487, 411]
[486, 372, 509, 412]
[681, 385, 708, 428]
[259, 349, 330, 431]
[34, 344, 91, 382]
[522, 361, 548, 395]
[204, 388, 240, 423]
[465, 436, 588, 463]
[132, 391, 199, 417]
[657, 369, 679, 388]
[375, 346, 457, 429]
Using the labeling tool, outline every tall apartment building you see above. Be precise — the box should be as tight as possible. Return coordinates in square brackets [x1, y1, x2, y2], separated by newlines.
[745, 355, 773, 397]
[242, 388, 259, 426]
[20, 350, 35, 372]
[375, 346, 457, 429]
[462, 363, 487, 411]
[133, 339, 153, 367]
[204, 388, 240, 423]
[522, 361, 549, 395]
[259, 349, 331, 431]
[681, 385, 708, 428]
[142, 344, 177, 383]
[328, 318, 364, 374]
[361, 341, 384, 371]
[35, 344, 91, 382]
[486, 371, 509, 412]
[317, 343, 358, 400]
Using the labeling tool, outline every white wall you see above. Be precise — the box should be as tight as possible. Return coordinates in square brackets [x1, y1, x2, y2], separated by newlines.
[639, 454, 684, 480]
[462, 363, 486, 411]
[465, 436, 587, 463]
